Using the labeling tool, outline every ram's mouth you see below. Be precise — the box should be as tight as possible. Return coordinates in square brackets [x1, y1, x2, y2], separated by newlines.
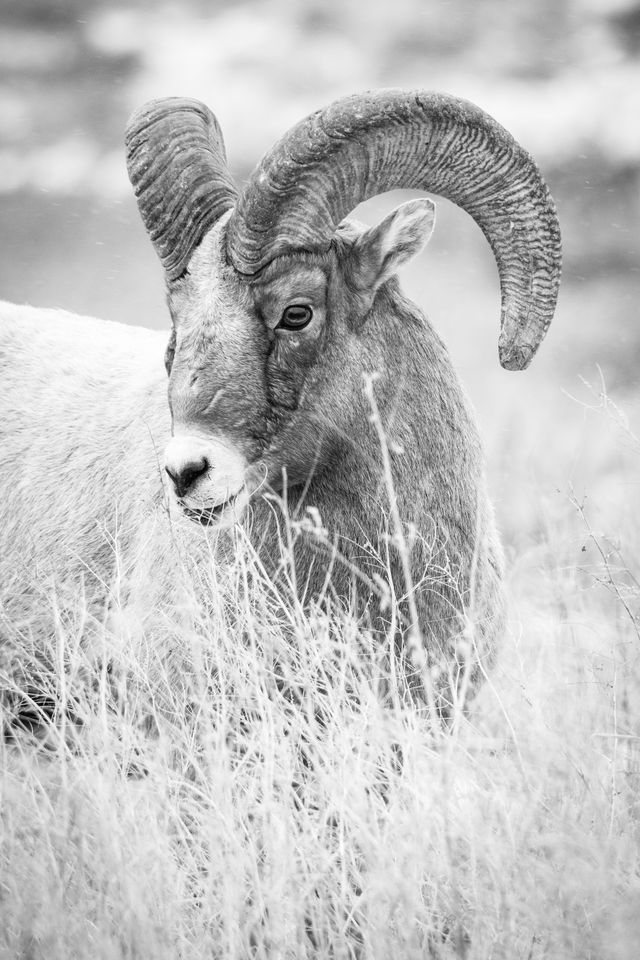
[182, 491, 240, 526]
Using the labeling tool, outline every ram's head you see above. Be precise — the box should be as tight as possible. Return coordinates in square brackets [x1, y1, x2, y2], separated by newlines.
[126, 92, 561, 525]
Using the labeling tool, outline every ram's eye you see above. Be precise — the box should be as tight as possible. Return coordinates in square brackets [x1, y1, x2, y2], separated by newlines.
[279, 304, 313, 330]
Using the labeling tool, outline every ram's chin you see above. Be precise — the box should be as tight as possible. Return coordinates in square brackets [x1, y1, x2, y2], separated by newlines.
[178, 488, 249, 528]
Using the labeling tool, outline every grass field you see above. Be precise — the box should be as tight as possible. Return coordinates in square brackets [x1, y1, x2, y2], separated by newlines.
[1, 175, 638, 960]
[1, 373, 639, 959]
[1, 167, 638, 960]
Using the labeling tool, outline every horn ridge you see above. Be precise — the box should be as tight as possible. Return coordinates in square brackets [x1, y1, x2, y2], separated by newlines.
[126, 97, 238, 281]
[226, 89, 561, 369]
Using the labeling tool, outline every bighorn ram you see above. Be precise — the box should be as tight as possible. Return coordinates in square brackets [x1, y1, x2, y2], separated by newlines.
[0, 90, 560, 716]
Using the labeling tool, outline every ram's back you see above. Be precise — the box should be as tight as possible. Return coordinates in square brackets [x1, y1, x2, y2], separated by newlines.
[0, 302, 170, 625]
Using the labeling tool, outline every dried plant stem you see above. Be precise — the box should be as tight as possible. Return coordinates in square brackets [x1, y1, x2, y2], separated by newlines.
[364, 374, 438, 720]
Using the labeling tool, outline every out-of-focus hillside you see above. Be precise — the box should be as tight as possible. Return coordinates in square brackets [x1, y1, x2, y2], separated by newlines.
[1, 0, 638, 539]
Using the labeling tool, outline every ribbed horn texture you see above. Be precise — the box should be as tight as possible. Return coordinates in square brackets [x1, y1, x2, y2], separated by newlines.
[226, 90, 561, 370]
[126, 97, 238, 282]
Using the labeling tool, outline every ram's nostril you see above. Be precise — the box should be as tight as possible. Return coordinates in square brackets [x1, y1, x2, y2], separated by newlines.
[165, 456, 209, 499]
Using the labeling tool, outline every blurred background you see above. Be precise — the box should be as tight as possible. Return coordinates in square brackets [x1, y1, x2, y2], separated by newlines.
[1, 0, 639, 552]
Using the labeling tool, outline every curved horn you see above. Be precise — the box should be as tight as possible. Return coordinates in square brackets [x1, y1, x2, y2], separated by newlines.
[226, 90, 561, 371]
[125, 97, 238, 282]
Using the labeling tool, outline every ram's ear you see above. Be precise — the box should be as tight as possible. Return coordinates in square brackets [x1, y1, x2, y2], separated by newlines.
[346, 198, 436, 293]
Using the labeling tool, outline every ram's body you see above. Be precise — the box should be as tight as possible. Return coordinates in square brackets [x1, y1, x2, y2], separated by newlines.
[0, 304, 169, 629]
[0, 264, 501, 708]
[0, 89, 561, 717]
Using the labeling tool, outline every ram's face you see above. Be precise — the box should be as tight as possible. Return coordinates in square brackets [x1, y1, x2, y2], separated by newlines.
[163, 218, 345, 525]
[162, 199, 438, 526]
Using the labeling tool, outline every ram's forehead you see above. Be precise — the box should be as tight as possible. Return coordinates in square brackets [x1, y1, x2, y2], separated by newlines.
[252, 246, 329, 285]
[169, 221, 250, 332]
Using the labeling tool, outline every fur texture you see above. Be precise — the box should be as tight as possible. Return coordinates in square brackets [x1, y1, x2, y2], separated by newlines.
[0, 305, 169, 655]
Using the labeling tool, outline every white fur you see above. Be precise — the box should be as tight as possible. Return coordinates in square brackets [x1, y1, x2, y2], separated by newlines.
[0, 301, 173, 624]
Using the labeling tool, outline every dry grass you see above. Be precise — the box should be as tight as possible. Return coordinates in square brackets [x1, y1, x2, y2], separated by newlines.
[2, 389, 640, 960]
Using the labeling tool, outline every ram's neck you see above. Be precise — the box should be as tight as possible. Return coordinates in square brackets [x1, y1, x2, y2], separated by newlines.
[248, 281, 490, 628]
